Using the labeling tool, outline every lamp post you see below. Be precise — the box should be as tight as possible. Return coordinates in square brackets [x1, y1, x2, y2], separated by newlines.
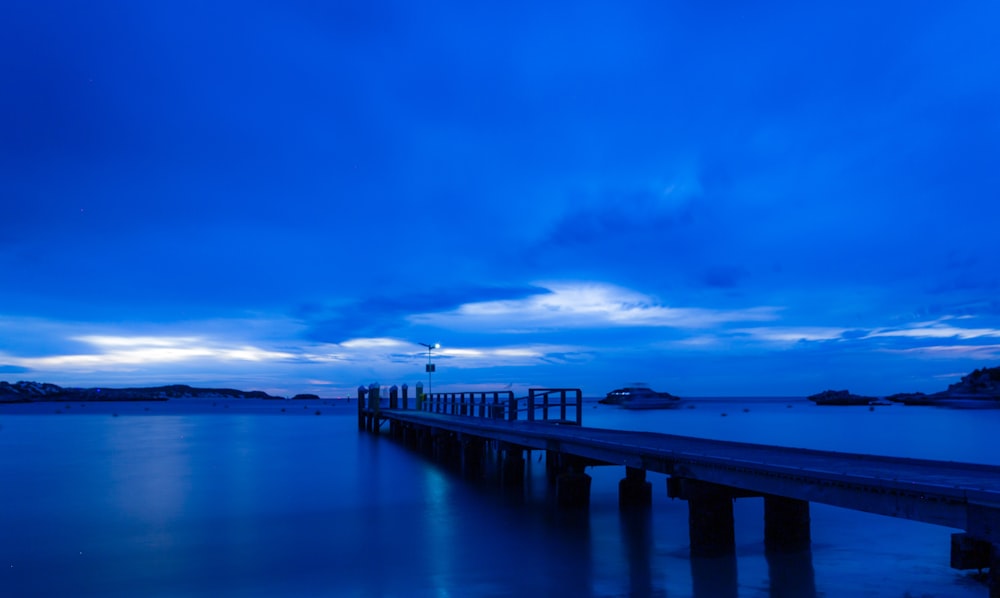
[419, 342, 440, 397]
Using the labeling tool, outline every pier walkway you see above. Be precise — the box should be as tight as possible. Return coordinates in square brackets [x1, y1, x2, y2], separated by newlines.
[358, 384, 1000, 596]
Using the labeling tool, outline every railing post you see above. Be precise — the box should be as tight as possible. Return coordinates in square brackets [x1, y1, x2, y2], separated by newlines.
[389, 385, 398, 409]
[508, 392, 517, 421]
[527, 389, 535, 422]
[543, 390, 550, 421]
[575, 389, 582, 425]
[415, 382, 424, 411]
[401, 384, 409, 410]
[559, 390, 567, 422]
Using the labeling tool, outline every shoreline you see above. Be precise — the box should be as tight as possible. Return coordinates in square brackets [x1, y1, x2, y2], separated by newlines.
[0, 397, 350, 416]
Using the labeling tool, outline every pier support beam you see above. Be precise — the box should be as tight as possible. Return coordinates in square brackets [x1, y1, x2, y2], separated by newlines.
[669, 478, 736, 558]
[557, 470, 592, 509]
[500, 444, 525, 488]
[990, 545, 999, 598]
[555, 456, 591, 508]
[417, 427, 433, 455]
[432, 433, 460, 466]
[618, 466, 652, 509]
[764, 495, 811, 553]
[545, 450, 566, 484]
[461, 438, 485, 478]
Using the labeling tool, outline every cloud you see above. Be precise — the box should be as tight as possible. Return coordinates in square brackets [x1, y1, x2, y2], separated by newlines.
[409, 282, 779, 333]
[6, 335, 298, 371]
[866, 319, 1000, 341]
[301, 285, 544, 342]
[884, 345, 1000, 360]
[732, 326, 853, 344]
[0, 365, 30, 374]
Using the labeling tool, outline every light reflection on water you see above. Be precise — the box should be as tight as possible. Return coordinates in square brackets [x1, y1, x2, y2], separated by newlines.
[0, 398, 994, 596]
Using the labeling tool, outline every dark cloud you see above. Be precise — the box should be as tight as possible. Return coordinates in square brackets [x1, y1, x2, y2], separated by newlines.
[0, 365, 31, 374]
[701, 266, 747, 289]
[301, 285, 545, 342]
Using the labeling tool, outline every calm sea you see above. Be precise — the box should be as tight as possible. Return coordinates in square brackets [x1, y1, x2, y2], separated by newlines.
[1, 397, 995, 597]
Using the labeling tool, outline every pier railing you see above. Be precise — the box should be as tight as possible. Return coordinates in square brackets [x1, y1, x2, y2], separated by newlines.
[421, 388, 582, 425]
[357, 384, 582, 426]
[524, 388, 583, 425]
[422, 390, 515, 419]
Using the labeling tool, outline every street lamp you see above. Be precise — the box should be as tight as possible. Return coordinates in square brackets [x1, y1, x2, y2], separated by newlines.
[419, 342, 440, 397]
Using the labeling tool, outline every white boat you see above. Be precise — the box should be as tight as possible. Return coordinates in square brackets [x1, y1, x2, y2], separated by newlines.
[600, 384, 681, 409]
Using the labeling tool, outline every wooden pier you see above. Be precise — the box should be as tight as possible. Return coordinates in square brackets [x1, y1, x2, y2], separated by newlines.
[358, 384, 1000, 596]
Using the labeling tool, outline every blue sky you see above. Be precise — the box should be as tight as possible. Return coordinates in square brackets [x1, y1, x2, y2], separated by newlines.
[2, 1, 999, 397]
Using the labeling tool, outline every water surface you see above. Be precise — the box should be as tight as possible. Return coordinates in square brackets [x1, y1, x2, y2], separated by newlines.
[1, 397, 994, 596]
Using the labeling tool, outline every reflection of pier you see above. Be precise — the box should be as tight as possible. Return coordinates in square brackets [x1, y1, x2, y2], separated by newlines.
[359, 384, 999, 596]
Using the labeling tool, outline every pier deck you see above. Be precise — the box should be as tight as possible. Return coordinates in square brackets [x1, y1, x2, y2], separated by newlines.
[384, 410, 1000, 533]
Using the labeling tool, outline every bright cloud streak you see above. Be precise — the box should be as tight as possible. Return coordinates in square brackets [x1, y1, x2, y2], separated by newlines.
[885, 344, 1000, 359]
[74, 335, 205, 348]
[734, 326, 852, 343]
[340, 338, 411, 349]
[5, 335, 296, 371]
[411, 282, 779, 331]
[867, 323, 1000, 340]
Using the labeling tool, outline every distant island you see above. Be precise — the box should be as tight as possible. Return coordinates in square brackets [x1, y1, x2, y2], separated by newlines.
[0, 381, 318, 402]
[809, 366, 1000, 407]
[807, 389, 879, 406]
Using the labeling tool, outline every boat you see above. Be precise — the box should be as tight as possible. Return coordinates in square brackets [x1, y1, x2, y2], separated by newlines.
[600, 384, 682, 409]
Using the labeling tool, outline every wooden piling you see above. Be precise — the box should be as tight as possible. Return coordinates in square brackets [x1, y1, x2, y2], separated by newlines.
[461, 438, 485, 478]
[554, 455, 592, 508]
[556, 470, 592, 508]
[618, 466, 652, 509]
[388, 386, 399, 435]
[764, 495, 811, 553]
[500, 443, 525, 488]
[367, 384, 380, 433]
[545, 450, 559, 481]
[989, 544, 999, 598]
[356, 385, 366, 430]
[671, 479, 737, 558]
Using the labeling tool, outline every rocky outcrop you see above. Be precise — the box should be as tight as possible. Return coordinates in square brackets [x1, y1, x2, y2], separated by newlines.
[807, 389, 877, 406]
[941, 366, 1000, 397]
[884, 392, 931, 405]
[0, 381, 284, 402]
[291, 393, 320, 400]
[885, 366, 1000, 405]
[0, 380, 64, 400]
